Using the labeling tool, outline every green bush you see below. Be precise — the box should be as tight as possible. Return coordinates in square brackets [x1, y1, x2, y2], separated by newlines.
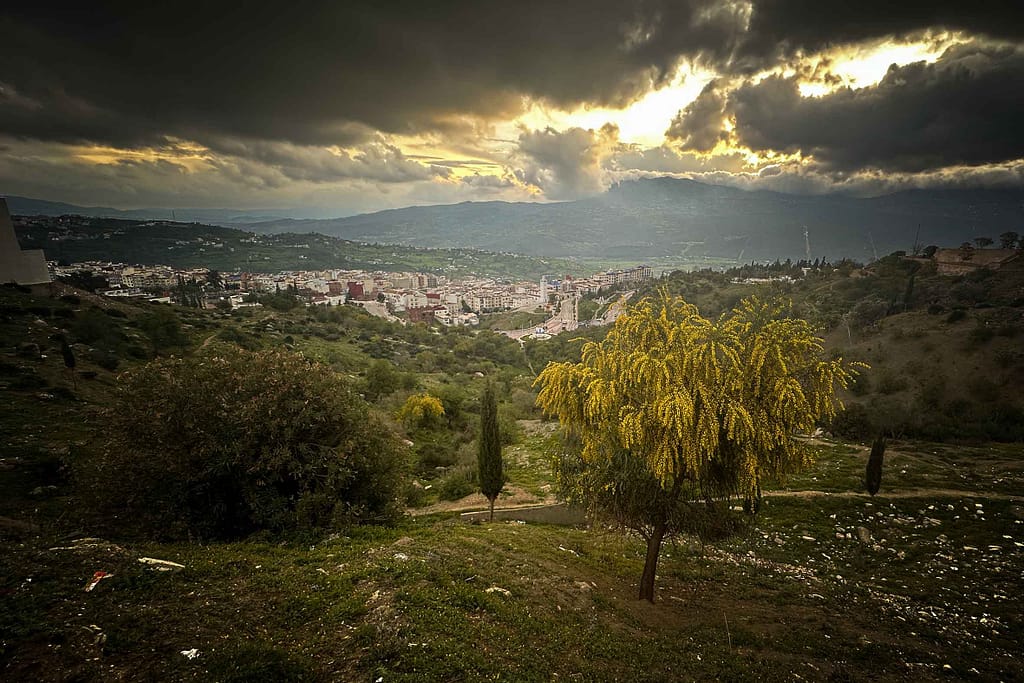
[137, 306, 188, 355]
[87, 348, 120, 371]
[437, 465, 478, 501]
[412, 433, 457, 474]
[498, 409, 522, 445]
[876, 371, 909, 395]
[80, 346, 408, 540]
[218, 325, 259, 350]
[830, 403, 873, 439]
[848, 371, 872, 396]
[72, 307, 122, 347]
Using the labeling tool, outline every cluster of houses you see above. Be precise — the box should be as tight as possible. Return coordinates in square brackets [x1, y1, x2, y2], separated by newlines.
[41, 249, 655, 326]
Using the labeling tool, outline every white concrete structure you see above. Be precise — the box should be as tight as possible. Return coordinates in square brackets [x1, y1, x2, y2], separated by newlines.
[0, 198, 50, 285]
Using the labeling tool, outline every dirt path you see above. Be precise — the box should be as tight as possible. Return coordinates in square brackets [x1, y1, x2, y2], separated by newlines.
[199, 332, 219, 349]
[411, 485, 1018, 518]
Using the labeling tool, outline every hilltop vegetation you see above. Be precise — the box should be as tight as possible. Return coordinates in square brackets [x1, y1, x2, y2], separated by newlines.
[649, 255, 1024, 442]
[14, 215, 570, 280]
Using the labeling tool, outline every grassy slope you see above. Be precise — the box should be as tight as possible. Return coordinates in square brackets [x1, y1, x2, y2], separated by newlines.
[3, 439, 1022, 681]
[2, 283, 1023, 681]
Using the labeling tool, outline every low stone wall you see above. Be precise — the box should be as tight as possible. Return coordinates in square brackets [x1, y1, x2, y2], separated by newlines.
[460, 503, 586, 525]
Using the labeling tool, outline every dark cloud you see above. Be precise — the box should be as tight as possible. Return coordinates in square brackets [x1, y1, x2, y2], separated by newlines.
[733, 1, 1024, 73]
[201, 137, 450, 183]
[665, 79, 728, 152]
[2, 2, 1023, 208]
[3, 3, 1022, 152]
[687, 159, 1024, 197]
[728, 44, 1024, 172]
[0, 1, 749, 150]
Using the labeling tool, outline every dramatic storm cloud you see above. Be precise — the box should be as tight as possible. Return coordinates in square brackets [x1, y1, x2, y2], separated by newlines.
[0, 2, 1022, 211]
[727, 44, 1024, 172]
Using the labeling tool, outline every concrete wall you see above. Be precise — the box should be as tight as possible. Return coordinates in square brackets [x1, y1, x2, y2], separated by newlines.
[460, 503, 586, 526]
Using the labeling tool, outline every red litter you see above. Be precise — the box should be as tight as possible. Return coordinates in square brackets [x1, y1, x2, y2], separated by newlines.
[84, 571, 112, 592]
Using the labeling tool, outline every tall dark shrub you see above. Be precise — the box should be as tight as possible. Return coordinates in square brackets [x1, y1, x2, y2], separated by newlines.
[81, 345, 408, 539]
[865, 435, 886, 496]
[477, 381, 504, 520]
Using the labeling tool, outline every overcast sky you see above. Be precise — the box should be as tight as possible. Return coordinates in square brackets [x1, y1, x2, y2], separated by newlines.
[1, 2, 1022, 215]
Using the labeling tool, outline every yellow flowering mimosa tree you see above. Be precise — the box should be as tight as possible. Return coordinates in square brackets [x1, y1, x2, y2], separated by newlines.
[536, 291, 858, 602]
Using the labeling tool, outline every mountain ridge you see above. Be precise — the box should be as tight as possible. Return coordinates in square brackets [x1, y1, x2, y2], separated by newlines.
[7, 178, 1024, 262]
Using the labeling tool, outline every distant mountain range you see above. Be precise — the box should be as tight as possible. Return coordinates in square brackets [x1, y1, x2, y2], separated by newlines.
[1, 196, 329, 225]
[8, 178, 1024, 262]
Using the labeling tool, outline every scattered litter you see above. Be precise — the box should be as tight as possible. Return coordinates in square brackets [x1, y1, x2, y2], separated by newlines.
[181, 648, 200, 660]
[84, 571, 112, 592]
[84, 624, 105, 647]
[485, 586, 511, 597]
[558, 546, 580, 556]
[393, 552, 409, 561]
[137, 557, 185, 572]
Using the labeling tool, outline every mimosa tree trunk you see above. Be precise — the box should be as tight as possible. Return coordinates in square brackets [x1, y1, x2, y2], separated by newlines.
[638, 518, 667, 602]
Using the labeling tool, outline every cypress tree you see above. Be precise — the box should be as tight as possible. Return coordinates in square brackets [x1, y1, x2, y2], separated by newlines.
[61, 340, 77, 389]
[866, 435, 886, 496]
[477, 381, 504, 520]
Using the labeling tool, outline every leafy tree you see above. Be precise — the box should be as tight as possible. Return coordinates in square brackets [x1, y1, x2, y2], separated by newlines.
[61, 339, 76, 389]
[137, 305, 188, 355]
[175, 275, 204, 307]
[535, 292, 857, 602]
[362, 359, 402, 402]
[477, 381, 504, 520]
[205, 269, 224, 290]
[999, 231, 1020, 249]
[435, 383, 469, 429]
[973, 236, 993, 249]
[82, 346, 408, 539]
